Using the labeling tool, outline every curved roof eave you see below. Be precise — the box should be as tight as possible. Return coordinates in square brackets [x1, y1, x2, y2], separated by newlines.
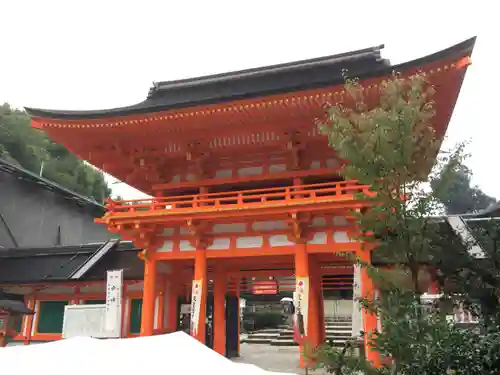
[24, 37, 476, 121]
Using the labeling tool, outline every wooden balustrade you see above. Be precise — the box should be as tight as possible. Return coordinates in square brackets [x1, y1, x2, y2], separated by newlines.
[105, 180, 372, 215]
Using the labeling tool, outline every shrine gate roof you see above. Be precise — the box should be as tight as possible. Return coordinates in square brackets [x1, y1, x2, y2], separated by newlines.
[25, 44, 388, 119]
[24, 38, 476, 192]
[25, 38, 474, 120]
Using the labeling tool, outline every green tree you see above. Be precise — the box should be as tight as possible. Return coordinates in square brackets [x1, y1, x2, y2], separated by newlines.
[318, 73, 460, 295]
[431, 160, 496, 214]
[312, 73, 500, 374]
[0, 103, 111, 203]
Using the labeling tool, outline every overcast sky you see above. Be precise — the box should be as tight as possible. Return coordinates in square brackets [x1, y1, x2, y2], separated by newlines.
[1, 1, 497, 200]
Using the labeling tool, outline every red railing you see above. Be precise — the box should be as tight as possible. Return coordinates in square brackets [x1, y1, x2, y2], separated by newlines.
[105, 180, 373, 215]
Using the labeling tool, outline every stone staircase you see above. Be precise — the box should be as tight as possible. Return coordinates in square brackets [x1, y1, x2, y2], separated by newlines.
[241, 328, 281, 344]
[242, 317, 352, 347]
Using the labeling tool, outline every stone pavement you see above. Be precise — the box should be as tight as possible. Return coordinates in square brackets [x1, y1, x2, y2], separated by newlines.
[233, 343, 329, 374]
[233, 343, 302, 373]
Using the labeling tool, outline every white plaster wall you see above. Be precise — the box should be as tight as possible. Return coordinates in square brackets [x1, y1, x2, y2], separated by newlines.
[215, 169, 233, 178]
[154, 296, 160, 329]
[238, 166, 263, 177]
[269, 235, 294, 247]
[158, 239, 174, 252]
[179, 240, 195, 251]
[269, 164, 287, 173]
[207, 238, 231, 250]
[307, 232, 327, 244]
[236, 236, 263, 248]
[213, 223, 246, 233]
[252, 220, 287, 231]
[161, 228, 175, 236]
[351, 264, 362, 336]
[311, 217, 327, 227]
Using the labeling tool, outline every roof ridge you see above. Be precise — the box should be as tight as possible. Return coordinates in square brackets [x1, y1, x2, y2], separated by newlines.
[148, 45, 385, 97]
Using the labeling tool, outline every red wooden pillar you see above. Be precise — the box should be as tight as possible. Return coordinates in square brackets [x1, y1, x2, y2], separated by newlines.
[358, 246, 381, 367]
[23, 295, 35, 344]
[213, 270, 226, 355]
[140, 253, 157, 336]
[295, 243, 320, 368]
[70, 287, 80, 305]
[191, 248, 207, 344]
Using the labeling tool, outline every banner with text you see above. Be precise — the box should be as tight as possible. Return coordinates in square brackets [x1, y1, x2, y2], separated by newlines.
[105, 269, 123, 337]
[293, 276, 309, 342]
[190, 279, 203, 337]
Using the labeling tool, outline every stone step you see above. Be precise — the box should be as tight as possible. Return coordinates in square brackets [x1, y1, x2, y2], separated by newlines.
[249, 328, 281, 334]
[242, 338, 274, 344]
[278, 330, 352, 337]
[246, 334, 280, 340]
[325, 327, 352, 332]
[326, 331, 353, 337]
[325, 321, 352, 326]
[242, 318, 353, 347]
[273, 336, 351, 343]
[270, 339, 350, 347]
[325, 318, 352, 322]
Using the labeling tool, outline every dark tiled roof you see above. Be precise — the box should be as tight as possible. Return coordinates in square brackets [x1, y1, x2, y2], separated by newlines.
[24, 38, 476, 120]
[0, 290, 33, 314]
[0, 158, 104, 214]
[83, 249, 144, 280]
[0, 241, 142, 284]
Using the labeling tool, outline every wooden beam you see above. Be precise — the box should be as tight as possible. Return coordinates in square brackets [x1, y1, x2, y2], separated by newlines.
[154, 243, 358, 261]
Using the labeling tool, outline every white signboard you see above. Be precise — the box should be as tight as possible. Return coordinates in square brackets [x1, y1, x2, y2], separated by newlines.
[62, 304, 108, 339]
[105, 269, 123, 337]
[190, 280, 203, 337]
[62, 269, 124, 339]
[351, 265, 363, 337]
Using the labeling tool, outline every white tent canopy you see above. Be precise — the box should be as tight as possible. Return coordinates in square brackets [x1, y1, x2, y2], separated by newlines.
[0, 332, 295, 375]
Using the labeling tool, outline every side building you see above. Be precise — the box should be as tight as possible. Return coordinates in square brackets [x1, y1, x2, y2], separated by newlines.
[0, 159, 148, 343]
[0, 158, 112, 248]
